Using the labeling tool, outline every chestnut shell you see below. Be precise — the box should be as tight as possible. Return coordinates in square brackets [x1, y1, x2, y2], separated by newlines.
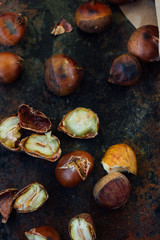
[75, 1, 112, 33]
[25, 225, 60, 240]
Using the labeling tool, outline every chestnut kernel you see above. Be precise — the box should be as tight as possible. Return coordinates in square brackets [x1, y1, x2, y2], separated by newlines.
[108, 54, 141, 86]
[55, 151, 94, 187]
[20, 131, 61, 162]
[25, 225, 60, 240]
[18, 104, 51, 133]
[0, 115, 21, 151]
[93, 172, 131, 209]
[58, 107, 99, 139]
[128, 25, 160, 62]
[106, 0, 135, 5]
[0, 52, 23, 84]
[69, 213, 96, 240]
[44, 54, 84, 96]
[75, 1, 112, 33]
[13, 182, 48, 213]
[0, 12, 27, 46]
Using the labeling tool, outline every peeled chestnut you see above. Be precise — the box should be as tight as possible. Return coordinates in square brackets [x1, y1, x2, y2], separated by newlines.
[25, 225, 60, 240]
[0, 52, 23, 84]
[93, 172, 131, 209]
[106, 0, 135, 4]
[44, 54, 83, 96]
[55, 151, 94, 187]
[0, 13, 27, 46]
[108, 54, 141, 86]
[75, 1, 112, 33]
[128, 25, 160, 62]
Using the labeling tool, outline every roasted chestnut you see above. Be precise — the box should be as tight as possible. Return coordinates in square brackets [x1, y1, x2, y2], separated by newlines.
[25, 225, 60, 240]
[106, 0, 135, 4]
[108, 54, 141, 86]
[0, 13, 27, 46]
[55, 151, 94, 187]
[75, 1, 112, 33]
[128, 25, 160, 62]
[93, 172, 131, 209]
[44, 54, 84, 96]
[0, 52, 23, 84]
[69, 213, 96, 240]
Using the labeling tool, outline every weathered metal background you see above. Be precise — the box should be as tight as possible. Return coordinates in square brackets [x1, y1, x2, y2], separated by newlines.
[0, 0, 160, 239]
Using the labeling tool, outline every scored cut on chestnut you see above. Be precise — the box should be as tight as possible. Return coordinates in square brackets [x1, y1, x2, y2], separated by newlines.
[75, 1, 112, 33]
[0, 188, 18, 223]
[13, 182, 48, 213]
[0, 12, 27, 46]
[25, 225, 61, 240]
[69, 213, 96, 240]
[108, 54, 141, 86]
[58, 107, 99, 139]
[0, 115, 21, 151]
[93, 172, 131, 209]
[0, 52, 23, 84]
[20, 131, 61, 162]
[44, 54, 84, 96]
[101, 143, 137, 175]
[18, 104, 51, 133]
[128, 25, 160, 62]
[55, 151, 94, 187]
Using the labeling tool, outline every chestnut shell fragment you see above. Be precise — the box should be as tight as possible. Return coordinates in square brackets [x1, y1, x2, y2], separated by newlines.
[18, 104, 51, 133]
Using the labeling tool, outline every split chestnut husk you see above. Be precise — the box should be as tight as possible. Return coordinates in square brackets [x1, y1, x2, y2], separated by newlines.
[0, 12, 27, 46]
[69, 213, 96, 240]
[58, 107, 99, 139]
[0, 188, 18, 223]
[13, 182, 48, 213]
[20, 131, 61, 162]
[25, 225, 61, 240]
[18, 104, 51, 133]
[0, 115, 21, 151]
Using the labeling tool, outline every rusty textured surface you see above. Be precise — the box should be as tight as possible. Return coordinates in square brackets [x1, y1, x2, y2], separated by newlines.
[0, 0, 160, 239]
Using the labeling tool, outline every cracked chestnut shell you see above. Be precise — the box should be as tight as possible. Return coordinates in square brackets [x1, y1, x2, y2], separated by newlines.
[75, 1, 112, 33]
[128, 25, 160, 62]
[0, 12, 27, 46]
[25, 225, 60, 240]
[108, 54, 141, 86]
[18, 104, 51, 133]
[55, 151, 94, 187]
[44, 54, 84, 96]
[93, 172, 131, 209]
[69, 213, 96, 240]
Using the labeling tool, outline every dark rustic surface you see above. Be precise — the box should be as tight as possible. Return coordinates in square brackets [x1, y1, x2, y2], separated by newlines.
[0, 0, 160, 239]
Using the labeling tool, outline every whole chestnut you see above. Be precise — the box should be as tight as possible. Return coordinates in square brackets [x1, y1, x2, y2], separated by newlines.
[106, 0, 135, 5]
[108, 54, 141, 86]
[55, 151, 94, 187]
[0, 13, 27, 46]
[0, 52, 23, 84]
[75, 1, 112, 33]
[128, 25, 160, 62]
[25, 225, 60, 240]
[93, 172, 131, 209]
[44, 54, 84, 96]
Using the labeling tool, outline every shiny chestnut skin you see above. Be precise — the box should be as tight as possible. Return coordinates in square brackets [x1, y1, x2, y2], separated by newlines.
[0, 13, 27, 46]
[55, 151, 94, 187]
[108, 54, 141, 86]
[106, 0, 135, 4]
[75, 1, 112, 33]
[25, 225, 60, 240]
[44, 54, 84, 96]
[0, 52, 23, 84]
[128, 25, 160, 62]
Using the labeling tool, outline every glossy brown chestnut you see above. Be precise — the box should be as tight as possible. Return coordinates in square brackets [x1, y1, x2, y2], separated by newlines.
[75, 1, 112, 33]
[93, 172, 131, 209]
[106, 0, 135, 5]
[0, 52, 23, 84]
[108, 54, 141, 86]
[0, 13, 27, 46]
[44, 54, 84, 96]
[25, 225, 60, 240]
[128, 25, 160, 62]
[55, 151, 94, 187]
